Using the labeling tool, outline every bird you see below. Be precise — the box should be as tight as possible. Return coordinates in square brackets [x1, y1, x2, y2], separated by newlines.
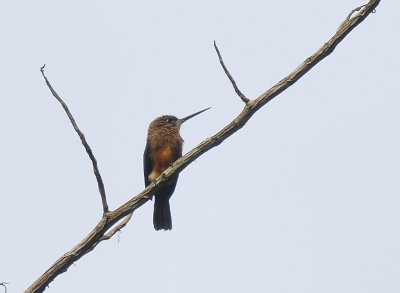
[144, 107, 210, 231]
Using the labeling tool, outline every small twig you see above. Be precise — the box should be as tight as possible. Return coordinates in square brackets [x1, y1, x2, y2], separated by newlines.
[100, 212, 133, 241]
[346, 4, 368, 20]
[40, 65, 109, 213]
[213, 41, 250, 104]
[337, 3, 375, 33]
[0, 282, 8, 293]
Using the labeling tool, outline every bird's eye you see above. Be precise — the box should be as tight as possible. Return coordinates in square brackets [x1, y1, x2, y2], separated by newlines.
[164, 117, 171, 123]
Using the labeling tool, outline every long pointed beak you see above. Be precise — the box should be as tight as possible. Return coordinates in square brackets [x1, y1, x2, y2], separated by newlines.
[179, 107, 210, 124]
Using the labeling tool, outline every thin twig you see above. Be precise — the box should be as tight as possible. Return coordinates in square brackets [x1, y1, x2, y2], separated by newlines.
[337, 3, 375, 32]
[40, 65, 109, 213]
[100, 212, 133, 241]
[27, 1, 380, 292]
[346, 4, 368, 20]
[214, 41, 250, 104]
[0, 282, 8, 293]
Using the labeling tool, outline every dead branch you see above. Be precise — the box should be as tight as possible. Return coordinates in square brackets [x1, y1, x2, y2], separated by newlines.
[26, 1, 380, 292]
[214, 41, 249, 104]
[40, 65, 109, 214]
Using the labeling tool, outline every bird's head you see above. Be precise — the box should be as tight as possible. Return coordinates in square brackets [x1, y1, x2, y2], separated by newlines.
[150, 115, 180, 131]
[148, 107, 210, 133]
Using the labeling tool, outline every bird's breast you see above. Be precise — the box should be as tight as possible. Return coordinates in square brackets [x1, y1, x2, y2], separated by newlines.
[148, 146, 178, 182]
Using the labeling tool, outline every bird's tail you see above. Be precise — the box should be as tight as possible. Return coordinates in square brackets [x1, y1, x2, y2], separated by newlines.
[153, 196, 172, 231]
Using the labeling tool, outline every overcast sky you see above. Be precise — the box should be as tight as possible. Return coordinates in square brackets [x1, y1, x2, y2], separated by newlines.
[1, 1, 399, 292]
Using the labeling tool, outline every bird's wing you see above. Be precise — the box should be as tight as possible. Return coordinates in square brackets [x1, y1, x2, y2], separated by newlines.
[143, 140, 153, 187]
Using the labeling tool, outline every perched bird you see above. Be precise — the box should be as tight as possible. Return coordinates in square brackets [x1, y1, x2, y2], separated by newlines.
[144, 107, 210, 230]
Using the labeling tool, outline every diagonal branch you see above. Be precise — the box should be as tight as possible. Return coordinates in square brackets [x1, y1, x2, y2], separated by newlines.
[214, 41, 250, 104]
[40, 65, 109, 214]
[26, 1, 380, 292]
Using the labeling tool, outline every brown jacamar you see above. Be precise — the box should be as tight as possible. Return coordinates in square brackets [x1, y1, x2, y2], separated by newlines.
[144, 107, 210, 231]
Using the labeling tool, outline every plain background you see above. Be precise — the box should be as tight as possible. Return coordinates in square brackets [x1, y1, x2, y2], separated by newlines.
[1, 1, 399, 292]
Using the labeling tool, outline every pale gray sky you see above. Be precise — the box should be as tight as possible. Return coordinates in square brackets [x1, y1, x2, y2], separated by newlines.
[1, 1, 399, 292]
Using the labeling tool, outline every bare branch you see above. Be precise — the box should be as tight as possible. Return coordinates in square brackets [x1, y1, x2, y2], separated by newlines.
[40, 65, 109, 214]
[27, 1, 380, 292]
[214, 41, 250, 104]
